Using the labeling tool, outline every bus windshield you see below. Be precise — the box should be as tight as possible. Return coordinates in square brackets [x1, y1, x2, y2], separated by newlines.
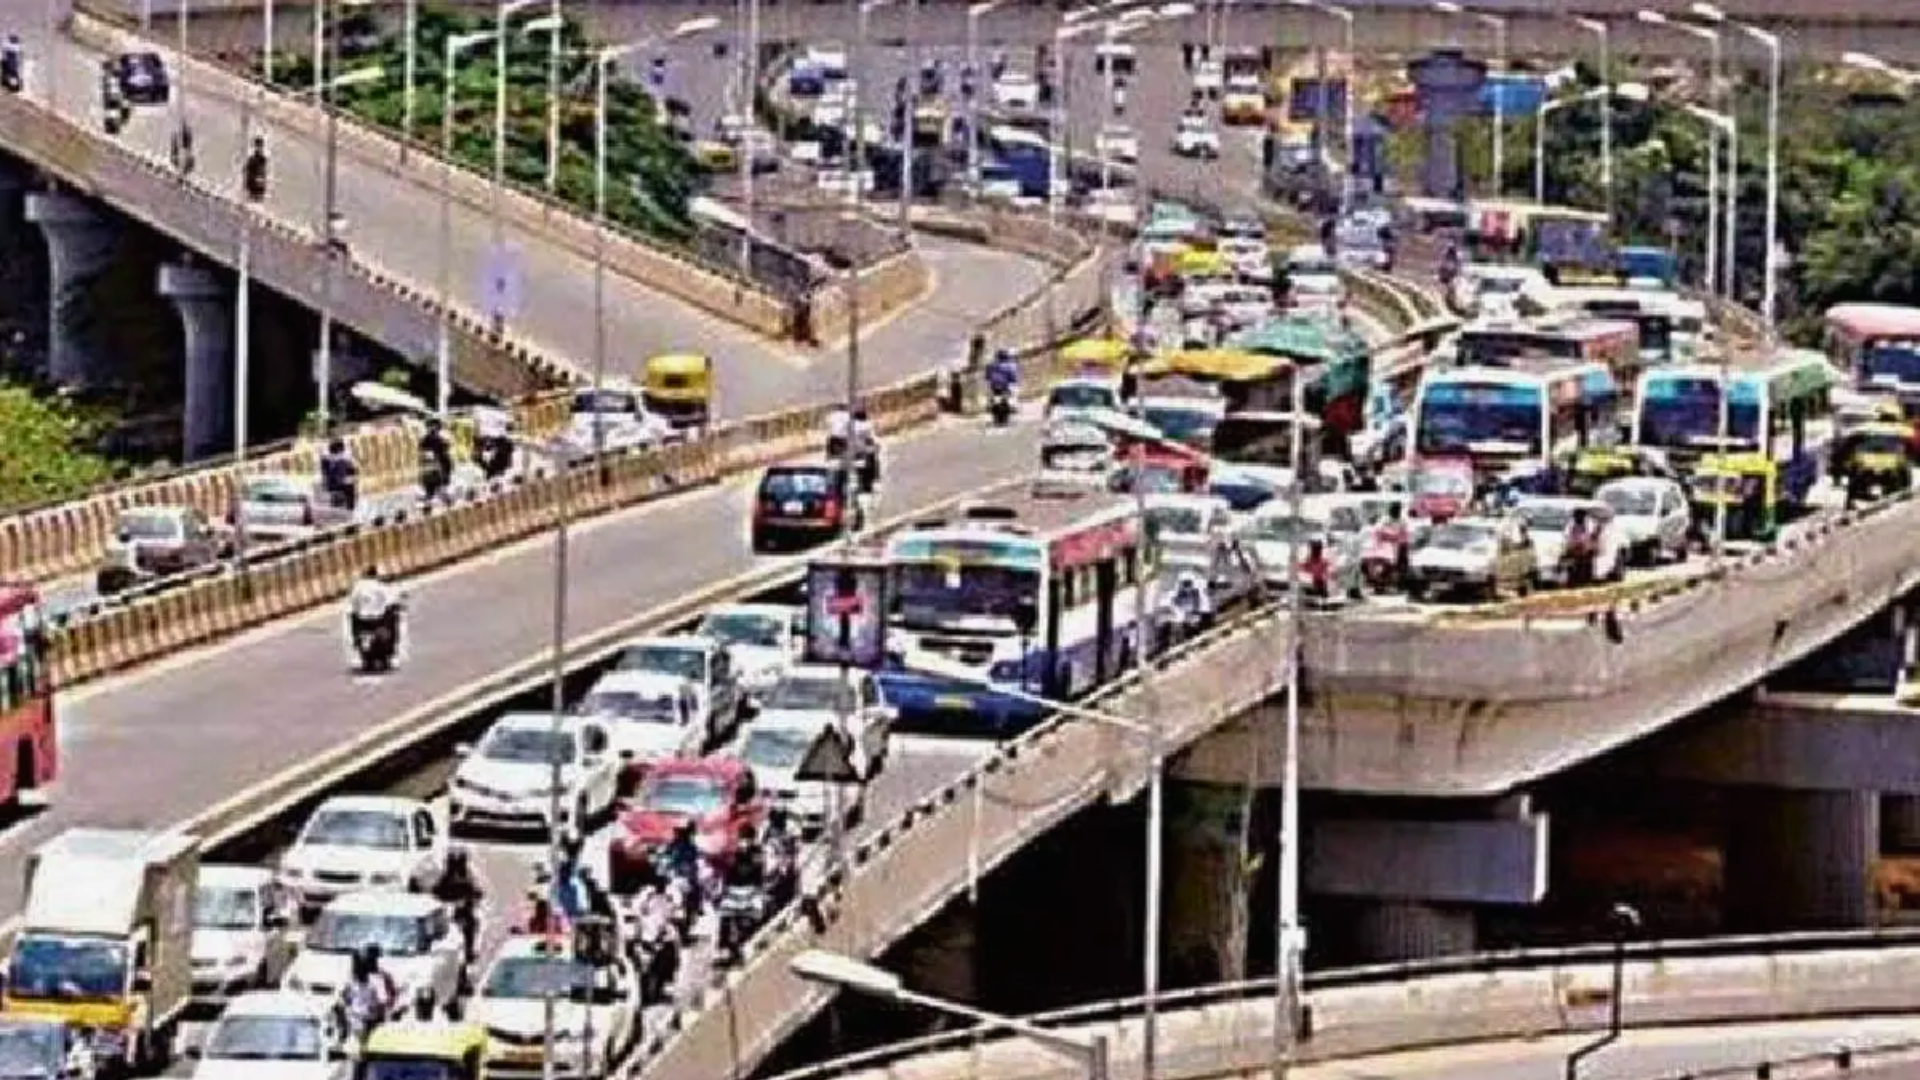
[893, 562, 1040, 630]
[1416, 383, 1542, 456]
[1213, 416, 1312, 468]
[1863, 342, 1920, 386]
[1638, 377, 1759, 448]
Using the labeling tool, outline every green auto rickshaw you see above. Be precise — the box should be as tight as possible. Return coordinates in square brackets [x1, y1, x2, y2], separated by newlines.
[1690, 452, 1779, 543]
[1832, 421, 1913, 505]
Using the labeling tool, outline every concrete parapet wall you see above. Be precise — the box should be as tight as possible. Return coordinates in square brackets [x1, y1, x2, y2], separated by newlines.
[794, 946, 1920, 1080]
[0, 46, 570, 397]
[68, 8, 795, 339]
[810, 248, 935, 346]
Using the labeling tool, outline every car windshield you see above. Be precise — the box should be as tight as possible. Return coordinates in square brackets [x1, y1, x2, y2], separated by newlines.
[636, 773, 728, 816]
[616, 644, 707, 682]
[483, 955, 597, 1001]
[740, 727, 816, 769]
[361, 1063, 461, 1080]
[1147, 505, 1208, 537]
[580, 689, 682, 724]
[0, 1024, 63, 1075]
[761, 470, 834, 498]
[572, 390, 640, 415]
[194, 885, 261, 931]
[204, 1014, 325, 1061]
[1142, 404, 1218, 447]
[1600, 486, 1659, 516]
[1245, 515, 1318, 544]
[762, 676, 853, 713]
[1516, 504, 1577, 531]
[1412, 468, 1473, 499]
[1427, 523, 1495, 549]
[698, 612, 785, 649]
[301, 808, 408, 850]
[1850, 432, 1909, 458]
[1049, 383, 1114, 411]
[481, 726, 577, 765]
[243, 479, 307, 505]
[118, 511, 181, 540]
[307, 911, 428, 955]
[7, 936, 127, 1002]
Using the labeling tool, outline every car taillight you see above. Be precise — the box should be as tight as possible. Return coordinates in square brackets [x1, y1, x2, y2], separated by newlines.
[822, 498, 841, 521]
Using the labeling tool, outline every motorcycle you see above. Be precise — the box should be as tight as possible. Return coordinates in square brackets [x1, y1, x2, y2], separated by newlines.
[350, 610, 402, 673]
[0, 53, 21, 94]
[477, 435, 514, 481]
[989, 387, 1014, 426]
[243, 154, 268, 202]
[1560, 545, 1598, 588]
[716, 885, 768, 959]
[628, 902, 680, 1004]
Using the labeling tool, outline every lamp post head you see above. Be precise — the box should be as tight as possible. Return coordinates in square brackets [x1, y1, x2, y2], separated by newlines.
[1842, 51, 1889, 74]
[521, 14, 563, 34]
[1635, 9, 1669, 25]
[1157, 2, 1198, 18]
[791, 950, 906, 999]
[1614, 81, 1651, 102]
[449, 30, 497, 53]
[669, 15, 722, 38]
[1574, 16, 1606, 34]
[1688, 1, 1725, 22]
[1431, 0, 1464, 13]
[1608, 902, 1642, 934]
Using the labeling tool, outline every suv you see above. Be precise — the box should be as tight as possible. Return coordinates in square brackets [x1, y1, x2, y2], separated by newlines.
[611, 635, 745, 743]
[750, 464, 862, 552]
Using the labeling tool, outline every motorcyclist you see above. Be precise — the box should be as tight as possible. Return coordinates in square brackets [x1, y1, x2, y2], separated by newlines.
[342, 944, 397, 1040]
[319, 436, 359, 512]
[418, 418, 454, 502]
[430, 847, 483, 966]
[1439, 240, 1461, 286]
[761, 808, 799, 905]
[475, 409, 514, 480]
[851, 407, 880, 490]
[1375, 503, 1411, 577]
[1299, 538, 1332, 600]
[410, 987, 440, 1022]
[724, 825, 766, 891]
[1563, 507, 1599, 586]
[1, 35, 23, 93]
[242, 135, 268, 202]
[662, 820, 702, 888]
[986, 349, 1019, 398]
[825, 403, 853, 462]
[170, 120, 196, 175]
[347, 566, 402, 657]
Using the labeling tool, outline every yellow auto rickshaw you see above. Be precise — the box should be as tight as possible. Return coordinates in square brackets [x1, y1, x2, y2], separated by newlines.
[1690, 452, 1779, 543]
[1174, 248, 1231, 282]
[642, 353, 713, 431]
[1059, 337, 1130, 372]
[1832, 420, 1914, 504]
[1562, 446, 1640, 497]
[356, 1021, 488, 1080]
[692, 140, 738, 172]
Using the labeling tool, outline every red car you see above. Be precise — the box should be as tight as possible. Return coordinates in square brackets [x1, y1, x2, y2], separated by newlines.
[608, 757, 766, 894]
[1408, 456, 1475, 523]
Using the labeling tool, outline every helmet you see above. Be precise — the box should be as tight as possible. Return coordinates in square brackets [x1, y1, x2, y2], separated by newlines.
[446, 846, 468, 871]
[767, 806, 788, 829]
[360, 943, 382, 968]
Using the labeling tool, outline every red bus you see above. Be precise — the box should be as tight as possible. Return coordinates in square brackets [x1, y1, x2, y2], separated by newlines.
[0, 587, 55, 807]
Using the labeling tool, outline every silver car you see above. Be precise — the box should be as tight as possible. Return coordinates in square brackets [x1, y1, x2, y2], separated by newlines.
[232, 473, 349, 543]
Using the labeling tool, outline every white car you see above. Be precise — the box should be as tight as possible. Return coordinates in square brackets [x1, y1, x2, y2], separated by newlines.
[1406, 514, 1538, 602]
[449, 712, 620, 834]
[1085, 187, 1139, 228]
[232, 473, 348, 543]
[562, 385, 674, 462]
[282, 892, 465, 1011]
[1454, 264, 1550, 316]
[993, 70, 1039, 110]
[1192, 58, 1224, 92]
[192, 865, 295, 1005]
[754, 664, 895, 778]
[805, 43, 849, 80]
[1095, 124, 1140, 164]
[1288, 274, 1344, 315]
[1045, 376, 1122, 420]
[611, 635, 746, 742]
[1035, 421, 1117, 498]
[1172, 115, 1220, 158]
[576, 670, 708, 768]
[277, 796, 446, 913]
[1143, 493, 1235, 546]
[733, 714, 866, 835]
[816, 166, 875, 199]
[189, 990, 348, 1080]
[696, 603, 804, 695]
[1219, 237, 1272, 282]
[1514, 497, 1627, 586]
[1596, 477, 1692, 565]
[471, 936, 639, 1078]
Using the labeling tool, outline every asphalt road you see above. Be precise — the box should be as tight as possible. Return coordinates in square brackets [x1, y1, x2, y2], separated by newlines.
[1288, 1017, 1920, 1080]
[1, 413, 1045, 927]
[14, 18, 1052, 418]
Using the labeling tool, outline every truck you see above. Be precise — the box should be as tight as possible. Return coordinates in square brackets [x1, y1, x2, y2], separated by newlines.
[3, 829, 200, 1074]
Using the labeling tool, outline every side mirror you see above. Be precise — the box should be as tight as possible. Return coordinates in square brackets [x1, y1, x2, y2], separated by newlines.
[183, 1043, 203, 1060]
[453, 743, 473, 758]
[131, 970, 152, 993]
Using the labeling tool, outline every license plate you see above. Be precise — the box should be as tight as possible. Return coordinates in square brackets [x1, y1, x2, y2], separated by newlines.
[504, 1047, 543, 1063]
[934, 694, 973, 710]
[784, 500, 803, 514]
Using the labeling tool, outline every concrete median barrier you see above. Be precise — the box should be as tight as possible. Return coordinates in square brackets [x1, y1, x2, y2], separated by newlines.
[68, 8, 796, 339]
[811, 248, 936, 346]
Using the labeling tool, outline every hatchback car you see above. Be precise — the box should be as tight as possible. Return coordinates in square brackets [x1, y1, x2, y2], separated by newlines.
[232, 473, 347, 543]
[276, 796, 445, 914]
[607, 757, 766, 893]
[191, 865, 295, 1006]
[110, 51, 169, 104]
[1407, 514, 1537, 602]
[750, 464, 862, 552]
[281, 892, 464, 1010]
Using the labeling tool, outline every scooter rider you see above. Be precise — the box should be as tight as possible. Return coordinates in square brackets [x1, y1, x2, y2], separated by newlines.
[1563, 507, 1599, 586]
[430, 847, 483, 967]
[418, 418, 454, 502]
[242, 135, 268, 202]
[724, 825, 766, 891]
[851, 407, 880, 489]
[1, 35, 23, 93]
[825, 403, 853, 462]
[320, 437, 359, 512]
[348, 566, 403, 655]
[986, 349, 1019, 399]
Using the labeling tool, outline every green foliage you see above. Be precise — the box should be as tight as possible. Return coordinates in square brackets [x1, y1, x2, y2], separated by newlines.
[264, 5, 697, 243]
[0, 384, 117, 508]
[1385, 66, 1920, 341]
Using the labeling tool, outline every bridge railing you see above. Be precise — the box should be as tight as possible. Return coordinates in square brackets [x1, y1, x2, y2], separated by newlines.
[752, 928, 1920, 1080]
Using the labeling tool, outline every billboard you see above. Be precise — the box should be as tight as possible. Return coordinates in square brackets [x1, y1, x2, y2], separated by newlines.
[803, 556, 892, 670]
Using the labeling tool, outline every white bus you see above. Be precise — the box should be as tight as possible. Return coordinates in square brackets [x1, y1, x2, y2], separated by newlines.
[1410, 362, 1621, 475]
[1550, 285, 1705, 365]
[1630, 351, 1838, 504]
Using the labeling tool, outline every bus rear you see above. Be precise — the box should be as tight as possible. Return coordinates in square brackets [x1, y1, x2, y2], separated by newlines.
[0, 586, 54, 807]
[1631, 366, 1757, 473]
[1827, 303, 1920, 416]
[1411, 370, 1549, 478]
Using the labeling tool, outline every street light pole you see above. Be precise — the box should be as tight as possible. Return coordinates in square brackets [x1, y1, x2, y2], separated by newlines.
[441, 32, 496, 419]
[545, 0, 562, 192]
[1738, 24, 1781, 334]
[1432, 3, 1503, 195]
[965, 0, 1007, 196]
[1564, 904, 1642, 1080]
[402, 0, 417, 145]
[1639, 10, 1721, 294]
[1575, 18, 1612, 220]
[1270, 372, 1306, 1080]
[492, 0, 541, 334]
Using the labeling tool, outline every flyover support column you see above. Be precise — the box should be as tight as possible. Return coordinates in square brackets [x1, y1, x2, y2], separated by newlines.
[157, 260, 233, 462]
[24, 192, 115, 386]
[1164, 780, 1256, 986]
[1352, 901, 1478, 962]
[1726, 789, 1878, 929]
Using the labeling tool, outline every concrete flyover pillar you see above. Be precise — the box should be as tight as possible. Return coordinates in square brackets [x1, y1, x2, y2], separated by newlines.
[1352, 901, 1478, 963]
[1164, 780, 1256, 985]
[157, 260, 233, 462]
[1726, 789, 1879, 930]
[24, 191, 115, 386]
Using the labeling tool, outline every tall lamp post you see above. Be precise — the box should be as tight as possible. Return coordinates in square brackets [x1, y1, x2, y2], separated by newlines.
[437, 31, 499, 419]
[313, 63, 387, 433]
[592, 18, 723, 460]
[1638, 9, 1721, 295]
[794, 951, 1111, 1080]
[1687, 100, 1738, 328]
[1692, 4, 1778, 321]
[1433, 2, 1505, 196]
[489, 0, 545, 336]
[965, 0, 1011, 195]
[1287, 0, 1354, 212]
[1535, 83, 1648, 206]
[1564, 903, 1642, 1080]
[1572, 18, 1613, 220]
[1682, 100, 1738, 567]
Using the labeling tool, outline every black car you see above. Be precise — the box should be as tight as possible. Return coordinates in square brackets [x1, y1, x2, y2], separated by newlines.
[111, 51, 169, 105]
[750, 464, 861, 553]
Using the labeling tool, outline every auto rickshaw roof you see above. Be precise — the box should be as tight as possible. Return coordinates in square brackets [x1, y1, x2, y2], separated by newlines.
[1848, 421, 1912, 439]
[363, 1021, 488, 1059]
[647, 353, 711, 373]
[1060, 338, 1131, 366]
[1695, 451, 1776, 475]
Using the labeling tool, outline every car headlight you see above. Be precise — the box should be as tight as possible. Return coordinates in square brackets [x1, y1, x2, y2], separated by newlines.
[366, 872, 402, 886]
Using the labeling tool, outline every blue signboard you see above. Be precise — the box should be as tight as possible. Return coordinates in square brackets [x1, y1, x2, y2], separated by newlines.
[1481, 74, 1547, 117]
[1536, 218, 1610, 268]
[1408, 50, 1486, 199]
[1287, 77, 1349, 123]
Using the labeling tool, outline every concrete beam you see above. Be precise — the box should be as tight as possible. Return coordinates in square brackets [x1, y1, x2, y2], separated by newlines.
[1306, 814, 1549, 905]
[1629, 692, 1920, 794]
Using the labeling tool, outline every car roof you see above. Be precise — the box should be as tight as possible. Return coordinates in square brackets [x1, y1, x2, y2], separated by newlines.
[702, 603, 794, 621]
[763, 463, 838, 477]
[221, 990, 335, 1019]
[591, 670, 693, 692]
[1597, 476, 1673, 491]
[1145, 492, 1228, 513]
[623, 633, 719, 653]
[490, 935, 586, 962]
[646, 756, 745, 780]
[198, 864, 276, 888]
[312, 794, 424, 816]
[781, 662, 856, 683]
[322, 890, 441, 917]
[1516, 496, 1604, 512]
[490, 711, 597, 734]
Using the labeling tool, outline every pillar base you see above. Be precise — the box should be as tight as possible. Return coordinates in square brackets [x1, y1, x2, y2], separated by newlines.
[1165, 780, 1256, 985]
[1351, 901, 1477, 963]
[1726, 789, 1878, 930]
[158, 261, 232, 462]
[25, 192, 114, 386]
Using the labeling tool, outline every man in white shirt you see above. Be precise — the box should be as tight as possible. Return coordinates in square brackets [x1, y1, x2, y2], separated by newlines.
[826, 405, 853, 461]
[347, 567, 404, 664]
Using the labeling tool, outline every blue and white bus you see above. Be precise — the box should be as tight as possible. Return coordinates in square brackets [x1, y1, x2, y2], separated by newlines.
[1409, 362, 1620, 477]
[877, 490, 1158, 736]
[1631, 351, 1838, 504]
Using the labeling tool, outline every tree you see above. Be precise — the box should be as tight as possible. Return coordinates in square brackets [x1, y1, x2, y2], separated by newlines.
[0, 383, 117, 508]
[263, 5, 698, 243]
